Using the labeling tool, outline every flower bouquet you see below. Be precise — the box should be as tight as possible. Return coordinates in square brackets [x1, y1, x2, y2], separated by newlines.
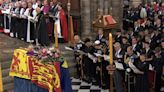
[26, 45, 65, 64]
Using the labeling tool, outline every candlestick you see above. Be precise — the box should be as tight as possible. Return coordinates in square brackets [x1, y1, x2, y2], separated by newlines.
[54, 23, 58, 48]
[109, 33, 114, 92]
[70, 16, 74, 43]
[109, 33, 113, 65]
[67, 0, 71, 46]
[0, 64, 3, 92]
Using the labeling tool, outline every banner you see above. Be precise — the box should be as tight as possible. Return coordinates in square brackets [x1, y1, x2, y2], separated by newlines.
[9, 49, 72, 92]
[31, 61, 61, 92]
[9, 49, 31, 79]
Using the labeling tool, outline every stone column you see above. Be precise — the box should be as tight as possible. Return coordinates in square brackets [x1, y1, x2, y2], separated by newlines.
[108, 0, 112, 14]
[111, 0, 123, 28]
[104, 0, 109, 14]
[130, 0, 142, 8]
[91, 0, 98, 20]
[98, 0, 104, 15]
[80, 0, 91, 40]
[90, 0, 98, 37]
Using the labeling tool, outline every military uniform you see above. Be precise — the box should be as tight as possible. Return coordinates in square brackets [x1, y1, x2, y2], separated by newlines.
[124, 53, 138, 92]
[93, 48, 103, 86]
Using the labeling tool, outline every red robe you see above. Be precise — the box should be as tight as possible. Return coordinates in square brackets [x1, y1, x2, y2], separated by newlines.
[59, 9, 68, 42]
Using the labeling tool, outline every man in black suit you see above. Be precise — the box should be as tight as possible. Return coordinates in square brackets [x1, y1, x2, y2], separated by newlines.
[131, 37, 141, 53]
[152, 47, 163, 92]
[95, 29, 106, 45]
[134, 53, 149, 92]
[142, 41, 154, 63]
[125, 46, 138, 92]
[115, 30, 122, 44]
[82, 38, 94, 83]
[113, 42, 125, 92]
[49, 0, 58, 39]
[121, 36, 130, 52]
[49, 0, 58, 16]
[73, 35, 86, 79]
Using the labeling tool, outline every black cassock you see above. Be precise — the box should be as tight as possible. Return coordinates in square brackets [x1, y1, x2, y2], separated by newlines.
[36, 12, 50, 46]
[0, 13, 3, 28]
[134, 58, 149, 92]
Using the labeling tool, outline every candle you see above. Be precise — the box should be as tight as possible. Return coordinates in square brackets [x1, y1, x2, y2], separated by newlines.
[54, 23, 58, 48]
[0, 64, 3, 92]
[109, 33, 113, 65]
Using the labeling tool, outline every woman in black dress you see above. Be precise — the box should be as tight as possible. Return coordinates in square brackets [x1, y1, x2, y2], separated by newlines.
[134, 53, 149, 92]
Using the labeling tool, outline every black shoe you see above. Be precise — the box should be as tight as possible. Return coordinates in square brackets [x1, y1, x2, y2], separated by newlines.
[101, 85, 109, 89]
[92, 80, 99, 86]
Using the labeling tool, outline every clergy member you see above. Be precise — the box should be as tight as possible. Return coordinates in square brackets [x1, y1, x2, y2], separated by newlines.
[35, 7, 50, 46]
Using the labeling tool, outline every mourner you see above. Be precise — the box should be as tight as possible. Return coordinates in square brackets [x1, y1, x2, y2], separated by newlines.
[152, 47, 163, 92]
[35, 7, 50, 46]
[113, 42, 125, 92]
[125, 46, 138, 92]
[73, 35, 85, 79]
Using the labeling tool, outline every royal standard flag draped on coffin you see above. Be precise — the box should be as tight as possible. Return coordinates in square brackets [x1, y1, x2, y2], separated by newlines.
[9, 49, 31, 79]
[31, 60, 61, 92]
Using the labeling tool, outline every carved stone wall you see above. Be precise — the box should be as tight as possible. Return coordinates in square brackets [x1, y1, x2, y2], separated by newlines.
[130, 0, 142, 7]
[80, 0, 92, 39]
[80, 0, 123, 39]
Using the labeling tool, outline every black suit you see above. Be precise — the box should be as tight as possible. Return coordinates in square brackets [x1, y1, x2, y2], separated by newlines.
[115, 35, 122, 44]
[49, 4, 58, 16]
[132, 44, 141, 53]
[152, 53, 163, 92]
[150, 34, 161, 50]
[142, 48, 154, 62]
[74, 41, 86, 78]
[82, 45, 95, 82]
[95, 35, 106, 44]
[113, 49, 125, 92]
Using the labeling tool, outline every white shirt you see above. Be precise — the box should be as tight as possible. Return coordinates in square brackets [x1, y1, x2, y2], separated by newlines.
[115, 49, 121, 57]
[20, 8, 26, 18]
[132, 44, 137, 51]
[24, 8, 37, 20]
